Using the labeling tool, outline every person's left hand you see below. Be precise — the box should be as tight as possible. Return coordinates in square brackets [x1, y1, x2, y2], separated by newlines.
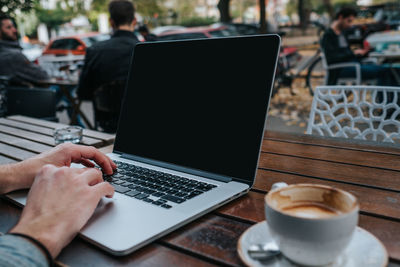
[354, 48, 370, 56]
[5, 143, 116, 193]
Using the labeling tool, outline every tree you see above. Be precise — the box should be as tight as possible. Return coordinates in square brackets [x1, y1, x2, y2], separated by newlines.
[0, 0, 35, 16]
[218, 0, 231, 22]
[259, 0, 267, 33]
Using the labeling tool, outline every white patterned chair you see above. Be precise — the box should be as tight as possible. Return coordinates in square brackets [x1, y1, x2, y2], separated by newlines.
[307, 85, 400, 143]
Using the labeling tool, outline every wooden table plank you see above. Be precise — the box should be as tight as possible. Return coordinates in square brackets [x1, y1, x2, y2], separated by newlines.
[8, 115, 115, 143]
[259, 152, 400, 191]
[99, 145, 114, 154]
[254, 169, 400, 220]
[0, 119, 101, 147]
[215, 191, 400, 262]
[162, 214, 249, 267]
[0, 124, 55, 146]
[0, 124, 100, 147]
[0, 142, 37, 161]
[58, 241, 217, 267]
[265, 131, 400, 156]
[262, 139, 400, 172]
[0, 155, 17, 165]
[0, 132, 52, 154]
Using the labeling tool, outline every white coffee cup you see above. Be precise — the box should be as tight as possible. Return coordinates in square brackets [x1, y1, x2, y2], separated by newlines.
[264, 183, 359, 266]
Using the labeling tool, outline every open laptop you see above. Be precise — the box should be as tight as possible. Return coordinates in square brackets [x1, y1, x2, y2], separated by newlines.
[6, 34, 280, 255]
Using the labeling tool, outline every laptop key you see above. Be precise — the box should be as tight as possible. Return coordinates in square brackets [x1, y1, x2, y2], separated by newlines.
[152, 201, 164, 206]
[112, 184, 130, 194]
[125, 190, 141, 197]
[161, 194, 185, 204]
[161, 204, 172, 209]
[135, 193, 149, 199]
[142, 198, 153, 203]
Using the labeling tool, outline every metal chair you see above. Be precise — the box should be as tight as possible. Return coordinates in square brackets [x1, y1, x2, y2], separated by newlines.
[320, 51, 378, 86]
[307, 85, 400, 143]
[92, 80, 126, 133]
[5, 86, 58, 121]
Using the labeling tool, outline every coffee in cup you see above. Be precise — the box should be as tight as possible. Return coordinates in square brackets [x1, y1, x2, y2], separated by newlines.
[265, 183, 359, 266]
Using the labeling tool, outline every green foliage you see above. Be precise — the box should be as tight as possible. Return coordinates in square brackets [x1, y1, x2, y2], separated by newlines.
[179, 16, 217, 27]
[34, 0, 87, 30]
[91, 0, 109, 13]
[286, 0, 357, 17]
[231, 0, 254, 20]
[135, 0, 166, 20]
[0, 0, 35, 17]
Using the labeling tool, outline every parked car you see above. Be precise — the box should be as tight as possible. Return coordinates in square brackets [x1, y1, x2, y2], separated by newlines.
[156, 25, 234, 41]
[364, 30, 400, 53]
[37, 32, 110, 81]
[211, 22, 283, 36]
[151, 25, 187, 36]
[41, 32, 110, 57]
[211, 22, 259, 35]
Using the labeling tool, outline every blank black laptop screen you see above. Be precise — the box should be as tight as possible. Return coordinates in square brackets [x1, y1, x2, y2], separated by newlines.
[114, 35, 280, 183]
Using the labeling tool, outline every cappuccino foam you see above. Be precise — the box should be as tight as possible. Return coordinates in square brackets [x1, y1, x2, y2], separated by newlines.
[282, 203, 340, 219]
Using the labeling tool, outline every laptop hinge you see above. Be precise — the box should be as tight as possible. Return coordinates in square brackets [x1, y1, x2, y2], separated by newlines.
[120, 153, 232, 183]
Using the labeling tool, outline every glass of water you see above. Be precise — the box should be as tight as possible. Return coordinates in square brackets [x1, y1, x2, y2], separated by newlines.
[54, 126, 83, 145]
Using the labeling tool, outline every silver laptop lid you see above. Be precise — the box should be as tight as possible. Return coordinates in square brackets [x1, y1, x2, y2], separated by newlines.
[114, 35, 280, 186]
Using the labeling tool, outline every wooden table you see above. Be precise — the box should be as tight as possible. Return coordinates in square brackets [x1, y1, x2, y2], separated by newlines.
[0, 117, 399, 266]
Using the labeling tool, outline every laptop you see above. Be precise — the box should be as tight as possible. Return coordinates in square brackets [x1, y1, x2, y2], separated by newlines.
[6, 34, 280, 255]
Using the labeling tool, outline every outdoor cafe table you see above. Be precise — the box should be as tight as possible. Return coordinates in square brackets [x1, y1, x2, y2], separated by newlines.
[0, 115, 399, 266]
[368, 51, 400, 85]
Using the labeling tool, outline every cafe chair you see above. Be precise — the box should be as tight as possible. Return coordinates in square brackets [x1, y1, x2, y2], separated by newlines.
[5, 86, 58, 122]
[92, 80, 126, 133]
[320, 51, 378, 86]
[307, 85, 400, 143]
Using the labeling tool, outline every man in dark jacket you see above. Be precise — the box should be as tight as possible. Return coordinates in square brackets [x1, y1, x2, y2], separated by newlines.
[77, 0, 140, 132]
[320, 7, 394, 86]
[0, 15, 49, 86]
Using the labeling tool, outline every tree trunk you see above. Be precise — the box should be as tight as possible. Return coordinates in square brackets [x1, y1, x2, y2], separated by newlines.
[323, 0, 334, 20]
[217, 0, 231, 22]
[298, 0, 305, 29]
[259, 0, 267, 33]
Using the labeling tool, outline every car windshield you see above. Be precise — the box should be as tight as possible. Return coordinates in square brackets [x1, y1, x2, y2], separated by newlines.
[49, 38, 82, 50]
[81, 34, 110, 47]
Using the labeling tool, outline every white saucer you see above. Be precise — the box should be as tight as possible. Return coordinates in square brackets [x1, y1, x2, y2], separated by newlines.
[237, 221, 388, 267]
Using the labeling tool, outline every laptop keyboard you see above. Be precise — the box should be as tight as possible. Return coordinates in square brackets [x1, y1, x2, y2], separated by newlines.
[101, 161, 218, 209]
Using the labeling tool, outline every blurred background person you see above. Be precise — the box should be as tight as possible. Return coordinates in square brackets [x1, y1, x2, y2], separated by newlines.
[77, 0, 140, 133]
[0, 15, 49, 87]
[138, 24, 158, 41]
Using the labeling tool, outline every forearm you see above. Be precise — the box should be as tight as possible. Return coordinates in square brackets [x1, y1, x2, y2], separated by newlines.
[0, 160, 39, 194]
[0, 234, 49, 267]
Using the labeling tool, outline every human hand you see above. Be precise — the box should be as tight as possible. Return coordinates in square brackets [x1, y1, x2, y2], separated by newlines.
[5, 143, 116, 193]
[10, 164, 114, 258]
[354, 48, 369, 56]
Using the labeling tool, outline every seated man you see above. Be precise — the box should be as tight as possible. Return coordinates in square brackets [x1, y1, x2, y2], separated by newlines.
[77, 0, 140, 133]
[320, 7, 396, 86]
[0, 15, 49, 86]
[0, 143, 116, 266]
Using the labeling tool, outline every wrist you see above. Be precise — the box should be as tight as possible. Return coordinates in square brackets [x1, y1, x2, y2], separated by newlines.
[10, 216, 70, 258]
[3, 160, 39, 193]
